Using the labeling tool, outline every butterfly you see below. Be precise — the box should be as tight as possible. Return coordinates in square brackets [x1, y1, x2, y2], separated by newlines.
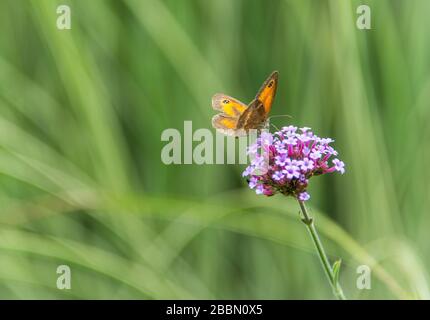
[211, 71, 278, 136]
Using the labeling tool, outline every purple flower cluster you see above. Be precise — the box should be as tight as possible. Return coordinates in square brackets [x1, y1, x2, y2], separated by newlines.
[242, 126, 345, 201]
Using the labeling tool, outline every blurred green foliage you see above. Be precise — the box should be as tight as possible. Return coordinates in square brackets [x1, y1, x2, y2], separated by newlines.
[0, 0, 429, 299]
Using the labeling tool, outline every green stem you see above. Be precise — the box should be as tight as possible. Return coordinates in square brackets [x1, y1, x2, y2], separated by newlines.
[298, 200, 346, 300]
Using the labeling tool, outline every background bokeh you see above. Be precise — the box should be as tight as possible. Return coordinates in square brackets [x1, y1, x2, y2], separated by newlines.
[0, 0, 429, 299]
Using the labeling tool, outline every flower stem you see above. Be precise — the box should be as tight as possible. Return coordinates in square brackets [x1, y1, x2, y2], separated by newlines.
[297, 200, 346, 300]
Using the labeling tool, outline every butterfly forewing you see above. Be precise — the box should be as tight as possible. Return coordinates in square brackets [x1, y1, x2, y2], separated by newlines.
[255, 71, 278, 114]
[237, 100, 267, 130]
[212, 94, 248, 118]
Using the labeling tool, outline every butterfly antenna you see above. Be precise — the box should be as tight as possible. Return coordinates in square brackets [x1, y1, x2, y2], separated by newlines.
[268, 114, 293, 120]
[270, 123, 280, 131]
[268, 114, 293, 131]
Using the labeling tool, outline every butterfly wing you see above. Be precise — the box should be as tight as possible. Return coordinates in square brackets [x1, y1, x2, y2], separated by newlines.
[235, 71, 278, 131]
[237, 99, 267, 130]
[211, 94, 248, 135]
[212, 114, 241, 136]
[212, 93, 248, 117]
[255, 71, 278, 115]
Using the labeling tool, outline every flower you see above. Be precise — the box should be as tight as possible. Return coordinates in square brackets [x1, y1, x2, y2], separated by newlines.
[332, 158, 345, 174]
[242, 126, 345, 201]
[300, 158, 314, 171]
[298, 192, 310, 201]
[272, 171, 285, 181]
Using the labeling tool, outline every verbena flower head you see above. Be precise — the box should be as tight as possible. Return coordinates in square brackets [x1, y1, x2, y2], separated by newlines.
[242, 126, 345, 201]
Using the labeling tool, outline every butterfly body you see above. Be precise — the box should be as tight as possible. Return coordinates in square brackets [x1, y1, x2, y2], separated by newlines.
[211, 71, 278, 136]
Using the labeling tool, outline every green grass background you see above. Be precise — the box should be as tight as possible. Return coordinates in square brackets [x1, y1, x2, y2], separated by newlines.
[0, 0, 429, 299]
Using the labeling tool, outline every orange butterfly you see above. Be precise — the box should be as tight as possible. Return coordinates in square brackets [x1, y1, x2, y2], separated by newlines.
[212, 71, 278, 136]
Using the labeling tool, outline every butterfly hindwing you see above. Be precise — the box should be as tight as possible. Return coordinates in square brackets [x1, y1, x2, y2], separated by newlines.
[212, 114, 241, 136]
